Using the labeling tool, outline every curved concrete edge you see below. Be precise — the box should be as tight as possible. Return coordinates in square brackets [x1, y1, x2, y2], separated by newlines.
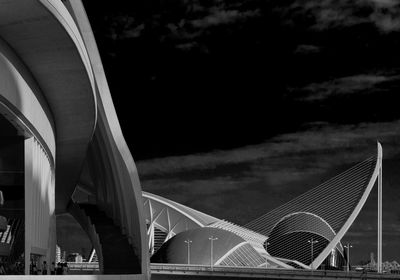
[0, 38, 55, 162]
[311, 142, 382, 269]
[0, 0, 98, 212]
[37, 0, 98, 212]
[38, 0, 97, 131]
[65, 1, 149, 277]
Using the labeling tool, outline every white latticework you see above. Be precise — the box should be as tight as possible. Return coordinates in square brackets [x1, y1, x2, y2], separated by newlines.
[208, 220, 267, 255]
[245, 144, 382, 269]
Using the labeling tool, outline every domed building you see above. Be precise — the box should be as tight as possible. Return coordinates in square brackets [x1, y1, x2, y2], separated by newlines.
[267, 212, 346, 269]
[151, 227, 265, 267]
[144, 144, 382, 271]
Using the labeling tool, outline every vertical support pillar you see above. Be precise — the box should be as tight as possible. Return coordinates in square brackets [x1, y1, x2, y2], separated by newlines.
[377, 142, 383, 273]
[24, 137, 56, 275]
[24, 138, 33, 275]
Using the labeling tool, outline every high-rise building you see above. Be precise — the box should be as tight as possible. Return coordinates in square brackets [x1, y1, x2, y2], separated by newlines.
[55, 245, 61, 264]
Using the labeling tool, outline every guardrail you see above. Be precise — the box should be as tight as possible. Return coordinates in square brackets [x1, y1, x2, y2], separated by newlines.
[150, 263, 400, 279]
[67, 262, 100, 271]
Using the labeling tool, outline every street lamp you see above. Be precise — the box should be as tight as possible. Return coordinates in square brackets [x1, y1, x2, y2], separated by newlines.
[344, 243, 353, 272]
[209, 236, 218, 270]
[184, 239, 192, 264]
[265, 241, 270, 269]
[308, 237, 319, 270]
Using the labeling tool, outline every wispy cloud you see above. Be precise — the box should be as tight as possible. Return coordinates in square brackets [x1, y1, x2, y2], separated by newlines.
[289, 72, 400, 101]
[101, 0, 261, 51]
[138, 121, 400, 178]
[294, 44, 321, 54]
[138, 121, 400, 261]
[138, 121, 400, 221]
[281, 0, 400, 32]
[190, 9, 260, 28]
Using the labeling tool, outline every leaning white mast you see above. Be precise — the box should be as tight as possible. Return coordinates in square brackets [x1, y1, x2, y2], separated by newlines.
[377, 141, 382, 273]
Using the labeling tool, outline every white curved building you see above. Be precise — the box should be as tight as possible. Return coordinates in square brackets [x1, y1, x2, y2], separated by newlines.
[0, 1, 148, 277]
[0, 0, 383, 277]
[144, 144, 383, 271]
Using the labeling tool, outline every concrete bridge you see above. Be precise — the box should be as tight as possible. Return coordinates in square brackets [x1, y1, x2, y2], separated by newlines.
[151, 264, 400, 280]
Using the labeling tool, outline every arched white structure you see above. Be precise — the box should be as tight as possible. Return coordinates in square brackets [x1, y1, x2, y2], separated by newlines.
[312, 143, 382, 269]
[267, 212, 345, 268]
[145, 144, 383, 272]
[246, 143, 383, 270]
[66, 1, 149, 275]
[0, 0, 97, 273]
[143, 192, 293, 269]
[0, 0, 149, 277]
[142, 192, 219, 255]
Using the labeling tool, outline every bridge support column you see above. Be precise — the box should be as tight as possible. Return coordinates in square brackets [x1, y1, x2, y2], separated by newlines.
[377, 147, 382, 273]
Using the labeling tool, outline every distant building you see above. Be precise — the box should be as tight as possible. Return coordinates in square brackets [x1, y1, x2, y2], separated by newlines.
[361, 253, 400, 273]
[67, 253, 83, 263]
[371, 252, 376, 266]
[55, 246, 61, 264]
[142, 144, 383, 270]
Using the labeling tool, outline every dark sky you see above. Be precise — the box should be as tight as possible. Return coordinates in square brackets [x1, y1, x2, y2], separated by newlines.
[80, 0, 400, 265]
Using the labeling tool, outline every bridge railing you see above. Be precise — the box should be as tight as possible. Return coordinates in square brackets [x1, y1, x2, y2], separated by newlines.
[67, 262, 100, 271]
[150, 263, 400, 279]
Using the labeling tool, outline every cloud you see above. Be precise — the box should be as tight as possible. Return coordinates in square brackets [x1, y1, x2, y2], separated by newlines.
[370, 9, 400, 32]
[138, 120, 400, 221]
[369, 0, 398, 7]
[166, 5, 259, 50]
[138, 121, 400, 261]
[99, 1, 261, 53]
[190, 9, 260, 29]
[124, 23, 145, 39]
[294, 44, 321, 54]
[281, 0, 400, 32]
[290, 72, 400, 101]
[138, 121, 400, 178]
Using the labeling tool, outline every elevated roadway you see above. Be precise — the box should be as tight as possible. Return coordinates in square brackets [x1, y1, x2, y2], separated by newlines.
[151, 264, 399, 280]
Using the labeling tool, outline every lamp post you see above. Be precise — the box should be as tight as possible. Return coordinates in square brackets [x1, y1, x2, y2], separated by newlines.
[184, 239, 192, 265]
[265, 241, 270, 269]
[344, 243, 353, 272]
[209, 236, 218, 270]
[308, 237, 319, 270]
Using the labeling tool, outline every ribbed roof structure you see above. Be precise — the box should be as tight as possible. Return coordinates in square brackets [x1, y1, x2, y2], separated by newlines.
[144, 143, 382, 270]
[245, 143, 382, 269]
[143, 192, 219, 226]
[245, 153, 378, 235]
[151, 227, 264, 267]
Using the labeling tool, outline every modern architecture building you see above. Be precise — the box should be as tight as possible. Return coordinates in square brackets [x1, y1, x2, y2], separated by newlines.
[0, 0, 148, 277]
[145, 143, 383, 271]
[0, 0, 384, 277]
[151, 227, 266, 267]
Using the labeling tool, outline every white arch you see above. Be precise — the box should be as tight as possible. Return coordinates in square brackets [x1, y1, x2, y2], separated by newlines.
[311, 142, 382, 269]
[143, 192, 220, 254]
[271, 212, 337, 237]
